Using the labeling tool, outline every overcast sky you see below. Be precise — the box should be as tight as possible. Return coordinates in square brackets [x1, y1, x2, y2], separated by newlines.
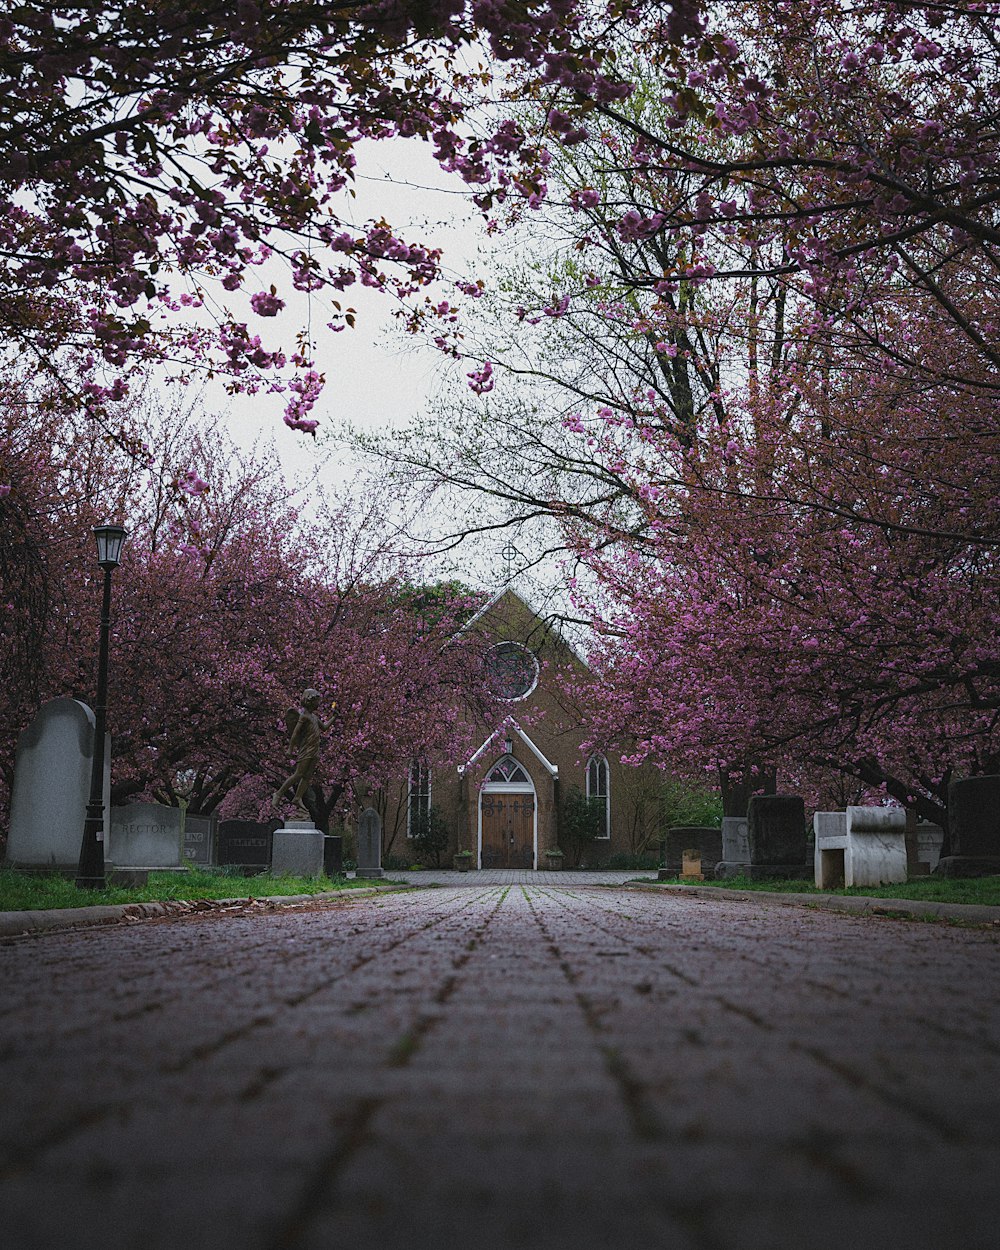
[194, 137, 488, 488]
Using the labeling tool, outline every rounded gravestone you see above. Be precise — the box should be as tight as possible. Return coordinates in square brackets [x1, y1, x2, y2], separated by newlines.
[5, 698, 95, 870]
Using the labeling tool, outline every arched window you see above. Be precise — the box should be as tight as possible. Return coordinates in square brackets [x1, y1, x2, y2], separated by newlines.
[586, 754, 610, 838]
[484, 757, 531, 785]
[407, 758, 431, 837]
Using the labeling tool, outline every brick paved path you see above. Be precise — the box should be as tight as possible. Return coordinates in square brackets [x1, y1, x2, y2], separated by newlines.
[2, 885, 998, 1250]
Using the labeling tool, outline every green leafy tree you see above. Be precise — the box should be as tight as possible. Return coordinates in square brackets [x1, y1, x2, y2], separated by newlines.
[660, 779, 723, 829]
[409, 805, 451, 868]
[560, 785, 605, 868]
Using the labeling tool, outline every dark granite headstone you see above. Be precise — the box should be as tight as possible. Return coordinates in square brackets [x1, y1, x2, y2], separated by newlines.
[356, 807, 383, 879]
[183, 814, 215, 865]
[323, 834, 343, 876]
[216, 819, 277, 872]
[936, 777, 1000, 876]
[660, 827, 722, 875]
[747, 795, 808, 879]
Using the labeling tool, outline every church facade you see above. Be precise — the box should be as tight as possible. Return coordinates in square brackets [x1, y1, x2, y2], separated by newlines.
[374, 588, 661, 869]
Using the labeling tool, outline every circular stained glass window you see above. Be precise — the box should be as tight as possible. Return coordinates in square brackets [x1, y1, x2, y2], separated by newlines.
[485, 642, 539, 701]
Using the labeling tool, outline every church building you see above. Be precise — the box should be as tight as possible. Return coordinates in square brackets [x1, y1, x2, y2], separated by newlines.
[376, 587, 660, 869]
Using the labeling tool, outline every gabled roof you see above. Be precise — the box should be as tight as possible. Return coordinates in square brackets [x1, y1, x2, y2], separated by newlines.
[454, 580, 591, 671]
[459, 721, 559, 777]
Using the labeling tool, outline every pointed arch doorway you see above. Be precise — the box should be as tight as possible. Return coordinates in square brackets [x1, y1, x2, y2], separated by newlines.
[479, 756, 536, 869]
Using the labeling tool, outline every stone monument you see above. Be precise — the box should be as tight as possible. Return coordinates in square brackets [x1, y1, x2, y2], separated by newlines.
[5, 698, 95, 871]
[108, 802, 184, 869]
[916, 822, 944, 873]
[183, 813, 215, 865]
[714, 816, 751, 879]
[268, 687, 332, 877]
[271, 820, 325, 877]
[323, 834, 343, 876]
[936, 776, 1000, 876]
[356, 807, 384, 879]
[216, 819, 277, 873]
[746, 794, 809, 880]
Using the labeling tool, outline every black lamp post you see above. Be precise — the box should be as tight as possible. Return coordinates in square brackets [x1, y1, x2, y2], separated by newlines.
[76, 522, 128, 890]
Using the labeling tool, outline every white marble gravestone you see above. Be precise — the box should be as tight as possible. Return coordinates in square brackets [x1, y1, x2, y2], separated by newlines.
[5, 698, 95, 870]
[356, 807, 384, 879]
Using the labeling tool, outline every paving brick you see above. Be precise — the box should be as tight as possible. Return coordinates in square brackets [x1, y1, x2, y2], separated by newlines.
[1, 885, 998, 1249]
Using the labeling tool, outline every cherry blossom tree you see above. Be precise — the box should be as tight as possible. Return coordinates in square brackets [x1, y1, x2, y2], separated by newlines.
[356, 6, 1000, 821]
[1, 1, 697, 432]
[0, 383, 494, 834]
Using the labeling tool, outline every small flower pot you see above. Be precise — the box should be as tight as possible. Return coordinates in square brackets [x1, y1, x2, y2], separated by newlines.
[543, 852, 564, 871]
[453, 854, 472, 872]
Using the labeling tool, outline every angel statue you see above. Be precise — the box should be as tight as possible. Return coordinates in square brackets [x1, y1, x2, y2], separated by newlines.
[272, 688, 335, 817]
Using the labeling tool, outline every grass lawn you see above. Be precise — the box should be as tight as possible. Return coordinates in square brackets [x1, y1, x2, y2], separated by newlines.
[656, 873, 1000, 907]
[0, 867, 379, 912]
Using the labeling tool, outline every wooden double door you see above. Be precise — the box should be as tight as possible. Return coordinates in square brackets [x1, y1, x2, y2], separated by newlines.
[480, 789, 535, 869]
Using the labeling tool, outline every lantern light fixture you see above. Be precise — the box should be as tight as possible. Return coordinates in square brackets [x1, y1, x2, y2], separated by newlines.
[93, 522, 128, 570]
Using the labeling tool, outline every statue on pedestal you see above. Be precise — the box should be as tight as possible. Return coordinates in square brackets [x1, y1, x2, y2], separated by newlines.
[272, 688, 335, 819]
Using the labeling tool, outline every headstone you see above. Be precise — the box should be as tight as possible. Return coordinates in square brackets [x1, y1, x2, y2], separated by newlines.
[356, 807, 384, 879]
[660, 827, 722, 876]
[714, 816, 750, 879]
[813, 811, 848, 889]
[845, 806, 906, 887]
[937, 776, 1000, 876]
[108, 802, 184, 869]
[5, 698, 95, 870]
[271, 821, 325, 877]
[323, 834, 343, 877]
[916, 822, 944, 872]
[746, 795, 808, 880]
[216, 819, 276, 873]
[681, 849, 703, 881]
[183, 813, 215, 865]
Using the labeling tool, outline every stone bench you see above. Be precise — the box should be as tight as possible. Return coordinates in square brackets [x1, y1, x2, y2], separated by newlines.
[814, 806, 906, 889]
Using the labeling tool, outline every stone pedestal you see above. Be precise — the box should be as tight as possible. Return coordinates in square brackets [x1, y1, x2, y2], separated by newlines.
[271, 822, 324, 878]
[936, 855, 1000, 878]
